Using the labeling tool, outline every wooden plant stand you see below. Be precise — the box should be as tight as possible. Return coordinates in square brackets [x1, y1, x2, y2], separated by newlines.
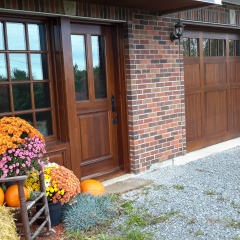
[0, 173, 53, 240]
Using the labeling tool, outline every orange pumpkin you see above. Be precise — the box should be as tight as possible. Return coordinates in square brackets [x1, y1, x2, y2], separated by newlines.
[0, 187, 4, 205]
[5, 185, 29, 207]
[80, 179, 106, 196]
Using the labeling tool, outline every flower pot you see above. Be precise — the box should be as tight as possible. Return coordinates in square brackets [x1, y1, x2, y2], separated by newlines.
[48, 202, 63, 227]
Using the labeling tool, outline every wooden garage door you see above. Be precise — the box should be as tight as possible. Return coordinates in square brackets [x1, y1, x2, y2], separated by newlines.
[184, 30, 240, 152]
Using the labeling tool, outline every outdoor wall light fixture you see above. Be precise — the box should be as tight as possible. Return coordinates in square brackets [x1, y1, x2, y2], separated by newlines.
[170, 19, 185, 42]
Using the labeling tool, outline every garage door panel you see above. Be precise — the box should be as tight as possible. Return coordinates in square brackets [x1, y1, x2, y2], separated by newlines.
[204, 63, 226, 86]
[205, 90, 227, 136]
[229, 62, 240, 83]
[185, 94, 202, 141]
[184, 64, 201, 89]
[228, 89, 240, 131]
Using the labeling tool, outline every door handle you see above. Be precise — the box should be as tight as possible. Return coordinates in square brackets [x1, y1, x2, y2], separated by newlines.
[111, 95, 118, 125]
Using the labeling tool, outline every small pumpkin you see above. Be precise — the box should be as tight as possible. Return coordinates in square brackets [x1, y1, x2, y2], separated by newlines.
[80, 179, 106, 196]
[5, 185, 29, 207]
[0, 187, 4, 205]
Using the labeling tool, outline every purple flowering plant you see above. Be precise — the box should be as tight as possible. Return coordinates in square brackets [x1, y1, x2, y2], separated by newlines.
[0, 117, 49, 178]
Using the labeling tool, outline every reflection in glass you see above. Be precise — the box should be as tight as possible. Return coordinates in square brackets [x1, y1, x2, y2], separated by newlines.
[71, 35, 88, 101]
[7, 22, 26, 50]
[211, 39, 218, 56]
[13, 84, 31, 111]
[229, 40, 235, 56]
[92, 36, 107, 99]
[236, 40, 240, 56]
[0, 22, 4, 50]
[183, 38, 189, 57]
[28, 24, 46, 51]
[0, 54, 8, 81]
[203, 39, 209, 56]
[10, 54, 29, 80]
[0, 85, 10, 113]
[219, 40, 226, 56]
[34, 83, 50, 109]
[36, 111, 53, 136]
[31, 54, 48, 80]
[190, 38, 198, 57]
[15, 113, 33, 125]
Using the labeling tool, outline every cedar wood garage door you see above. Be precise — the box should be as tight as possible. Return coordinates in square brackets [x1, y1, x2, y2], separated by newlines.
[184, 29, 240, 152]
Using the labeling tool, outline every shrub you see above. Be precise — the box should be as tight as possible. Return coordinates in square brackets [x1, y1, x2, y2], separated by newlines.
[62, 193, 117, 232]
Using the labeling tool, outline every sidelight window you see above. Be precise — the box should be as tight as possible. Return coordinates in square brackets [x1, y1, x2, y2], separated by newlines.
[0, 20, 53, 137]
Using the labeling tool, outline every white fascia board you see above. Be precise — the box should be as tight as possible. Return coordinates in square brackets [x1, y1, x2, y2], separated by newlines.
[196, 0, 222, 4]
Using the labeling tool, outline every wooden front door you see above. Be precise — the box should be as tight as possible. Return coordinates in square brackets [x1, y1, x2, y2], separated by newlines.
[184, 29, 240, 152]
[70, 23, 121, 179]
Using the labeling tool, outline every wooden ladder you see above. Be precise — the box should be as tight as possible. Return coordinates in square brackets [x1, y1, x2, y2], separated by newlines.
[0, 173, 53, 240]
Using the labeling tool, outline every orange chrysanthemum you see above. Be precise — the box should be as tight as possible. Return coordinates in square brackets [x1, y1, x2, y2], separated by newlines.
[0, 117, 44, 155]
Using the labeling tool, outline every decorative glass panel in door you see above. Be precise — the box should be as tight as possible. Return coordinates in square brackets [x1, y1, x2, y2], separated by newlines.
[71, 35, 88, 101]
[91, 36, 107, 99]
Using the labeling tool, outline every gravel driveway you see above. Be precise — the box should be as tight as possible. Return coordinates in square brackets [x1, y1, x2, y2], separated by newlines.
[110, 146, 240, 239]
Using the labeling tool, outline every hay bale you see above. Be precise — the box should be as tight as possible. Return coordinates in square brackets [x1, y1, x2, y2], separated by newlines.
[0, 205, 20, 240]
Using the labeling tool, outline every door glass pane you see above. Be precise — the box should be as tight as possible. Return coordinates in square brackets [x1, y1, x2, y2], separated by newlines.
[71, 35, 88, 101]
[36, 111, 53, 136]
[7, 22, 26, 50]
[229, 40, 235, 56]
[31, 54, 48, 80]
[13, 84, 31, 111]
[34, 83, 50, 109]
[0, 22, 4, 50]
[0, 85, 10, 113]
[211, 39, 218, 56]
[183, 38, 189, 57]
[203, 39, 209, 56]
[190, 38, 198, 57]
[0, 54, 8, 81]
[28, 24, 46, 51]
[92, 36, 107, 99]
[10, 54, 29, 80]
[219, 40, 225, 56]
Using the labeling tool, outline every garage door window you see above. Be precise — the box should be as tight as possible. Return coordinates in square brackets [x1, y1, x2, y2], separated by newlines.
[183, 38, 199, 57]
[229, 40, 240, 56]
[0, 20, 53, 137]
[203, 39, 226, 57]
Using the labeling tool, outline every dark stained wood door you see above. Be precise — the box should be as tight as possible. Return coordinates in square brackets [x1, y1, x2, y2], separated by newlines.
[184, 29, 240, 152]
[70, 23, 120, 179]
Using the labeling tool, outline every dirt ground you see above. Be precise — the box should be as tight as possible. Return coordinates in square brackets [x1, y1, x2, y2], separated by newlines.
[36, 223, 65, 239]
[19, 222, 65, 240]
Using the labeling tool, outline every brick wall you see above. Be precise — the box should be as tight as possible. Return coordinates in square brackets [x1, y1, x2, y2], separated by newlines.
[124, 12, 186, 173]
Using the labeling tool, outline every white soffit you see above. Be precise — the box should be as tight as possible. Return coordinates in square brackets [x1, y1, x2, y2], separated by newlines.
[223, 0, 240, 5]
